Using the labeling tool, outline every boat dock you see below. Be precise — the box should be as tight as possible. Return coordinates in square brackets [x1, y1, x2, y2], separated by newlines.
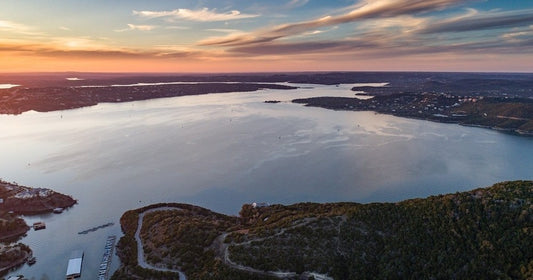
[32, 222, 46, 230]
[66, 250, 84, 279]
[98, 235, 116, 280]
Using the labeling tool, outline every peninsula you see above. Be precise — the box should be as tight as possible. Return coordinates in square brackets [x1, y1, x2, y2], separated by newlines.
[293, 93, 533, 135]
[0, 82, 296, 115]
[112, 180, 532, 280]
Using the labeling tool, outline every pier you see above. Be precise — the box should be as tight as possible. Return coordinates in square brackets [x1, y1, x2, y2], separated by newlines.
[98, 235, 116, 280]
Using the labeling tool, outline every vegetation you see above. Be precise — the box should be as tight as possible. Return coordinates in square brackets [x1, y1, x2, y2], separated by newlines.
[113, 181, 532, 279]
[293, 94, 533, 135]
[0, 179, 73, 276]
[0, 214, 29, 241]
[112, 203, 276, 279]
[0, 243, 31, 276]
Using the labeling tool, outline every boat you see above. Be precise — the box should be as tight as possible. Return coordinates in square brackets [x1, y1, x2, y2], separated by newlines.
[53, 207, 63, 213]
[27, 256, 36, 265]
[66, 250, 84, 279]
[32, 222, 46, 230]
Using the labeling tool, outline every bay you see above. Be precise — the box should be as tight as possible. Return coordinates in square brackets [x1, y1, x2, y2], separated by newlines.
[1, 83, 531, 279]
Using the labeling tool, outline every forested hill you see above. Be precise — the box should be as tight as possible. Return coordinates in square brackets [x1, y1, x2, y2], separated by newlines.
[113, 181, 532, 280]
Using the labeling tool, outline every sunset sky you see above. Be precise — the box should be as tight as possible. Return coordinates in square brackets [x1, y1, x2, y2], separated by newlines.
[1, 0, 532, 72]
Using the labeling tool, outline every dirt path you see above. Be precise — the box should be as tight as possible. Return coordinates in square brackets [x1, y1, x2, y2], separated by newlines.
[215, 217, 333, 279]
[135, 207, 187, 280]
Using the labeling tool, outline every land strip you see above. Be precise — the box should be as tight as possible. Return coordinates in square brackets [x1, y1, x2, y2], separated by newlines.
[293, 93, 533, 135]
[0, 83, 296, 115]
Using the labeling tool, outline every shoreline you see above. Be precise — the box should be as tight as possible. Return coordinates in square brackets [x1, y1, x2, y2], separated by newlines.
[292, 94, 533, 136]
[113, 181, 533, 279]
[0, 83, 296, 115]
[0, 180, 76, 276]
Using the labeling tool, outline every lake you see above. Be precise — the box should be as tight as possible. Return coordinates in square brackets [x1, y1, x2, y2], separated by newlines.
[1, 83, 532, 279]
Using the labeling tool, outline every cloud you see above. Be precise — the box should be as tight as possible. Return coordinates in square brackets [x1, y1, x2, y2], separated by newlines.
[115, 24, 157, 32]
[133, 8, 259, 22]
[228, 39, 377, 56]
[420, 9, 533, 34]
[285, 0, 309, 9]
[165, 26, 189, 30]
[0, 20, 43, 36]
[0, 40, 211, 60]
[0, 20, 29, 32]
[206, 28, 242, 34]
[198, 0, 466, 46]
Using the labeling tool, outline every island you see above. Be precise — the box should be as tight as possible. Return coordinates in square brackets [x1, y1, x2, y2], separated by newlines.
[0, 180, 76, 275]
[112, 180, 532, 280]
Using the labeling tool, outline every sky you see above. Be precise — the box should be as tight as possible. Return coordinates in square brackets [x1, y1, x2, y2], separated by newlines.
[1, 0, 532, 73]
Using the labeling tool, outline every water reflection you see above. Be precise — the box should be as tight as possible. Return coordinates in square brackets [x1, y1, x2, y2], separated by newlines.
[0, 84, 531, 279]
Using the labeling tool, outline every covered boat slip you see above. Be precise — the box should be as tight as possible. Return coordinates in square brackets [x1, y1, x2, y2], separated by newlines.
[66, 250, 84, 279]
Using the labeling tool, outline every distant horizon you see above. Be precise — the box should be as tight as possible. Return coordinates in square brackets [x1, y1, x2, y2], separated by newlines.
[2, 0, 532, 73]
[1, 69, 533, 75]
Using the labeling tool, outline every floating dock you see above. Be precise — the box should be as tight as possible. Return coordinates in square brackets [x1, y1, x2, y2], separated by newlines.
[78, 222, 114, 234]
[32, 221, 46, 230]
[98, 235, 116, 280]
[66, 250, 84, 279]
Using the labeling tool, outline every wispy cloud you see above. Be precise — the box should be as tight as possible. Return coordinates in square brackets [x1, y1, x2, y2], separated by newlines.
[115, 24, 157, 32]
[0, 20, 43, 36]
[165, 26, 189, 30]
[0, 40, 211, 60]
[285, 0, 309, 9]
[206, 28, 242, 34]
[420, 9, 533, 34]
[133, 8, 259, 22]
[0, 20, 30, 32]
[199, 0, 466, 46]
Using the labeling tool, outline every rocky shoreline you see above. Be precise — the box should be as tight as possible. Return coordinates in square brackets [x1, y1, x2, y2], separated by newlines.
[0, 180, 76, 276]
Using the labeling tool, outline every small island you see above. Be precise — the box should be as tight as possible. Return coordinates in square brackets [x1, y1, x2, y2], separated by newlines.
[0, 179, 76, 275]
[112, 180, 533, 280]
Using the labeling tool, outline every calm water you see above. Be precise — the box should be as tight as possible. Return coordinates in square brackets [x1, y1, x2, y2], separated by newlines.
[1, 83, 532, 279]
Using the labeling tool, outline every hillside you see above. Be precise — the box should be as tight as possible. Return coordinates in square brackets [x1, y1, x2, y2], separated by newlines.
[112, 181, 533, 280]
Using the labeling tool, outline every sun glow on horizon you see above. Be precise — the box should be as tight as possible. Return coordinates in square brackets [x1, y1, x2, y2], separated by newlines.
[1, 0, 532, 73]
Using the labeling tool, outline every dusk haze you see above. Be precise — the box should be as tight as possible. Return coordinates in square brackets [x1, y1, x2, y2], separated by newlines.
[1, 0, 532, 72]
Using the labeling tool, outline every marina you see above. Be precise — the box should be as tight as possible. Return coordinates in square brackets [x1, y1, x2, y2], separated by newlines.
[98, 236, 116, 280]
